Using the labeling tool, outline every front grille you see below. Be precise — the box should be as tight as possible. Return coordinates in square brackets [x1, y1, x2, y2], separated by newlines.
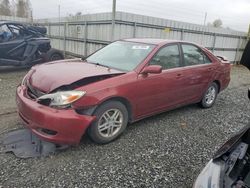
[27, 81, 45, 99]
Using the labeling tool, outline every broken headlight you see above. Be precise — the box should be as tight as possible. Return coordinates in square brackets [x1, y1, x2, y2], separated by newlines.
[38, 90, 85, 108]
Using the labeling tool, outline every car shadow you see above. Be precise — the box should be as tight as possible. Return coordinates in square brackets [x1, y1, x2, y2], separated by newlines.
[127, 103, 201, 127]
[79, 103, 202, 146]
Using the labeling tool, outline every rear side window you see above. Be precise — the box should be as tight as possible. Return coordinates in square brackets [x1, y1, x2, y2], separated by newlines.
[150, 44, 181, 70]
[182, 44, 211, 66]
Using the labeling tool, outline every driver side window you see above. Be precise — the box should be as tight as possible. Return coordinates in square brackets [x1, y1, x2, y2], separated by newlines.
[150, 44, 181, 70]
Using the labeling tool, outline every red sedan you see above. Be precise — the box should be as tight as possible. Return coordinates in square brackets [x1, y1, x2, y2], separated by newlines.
[16, 39, 231, 145]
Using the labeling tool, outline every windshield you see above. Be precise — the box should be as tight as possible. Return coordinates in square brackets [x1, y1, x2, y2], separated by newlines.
[86, 41, 155, 71]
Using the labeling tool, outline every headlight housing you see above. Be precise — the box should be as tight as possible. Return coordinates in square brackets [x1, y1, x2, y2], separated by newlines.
[38, 90, 85, 108]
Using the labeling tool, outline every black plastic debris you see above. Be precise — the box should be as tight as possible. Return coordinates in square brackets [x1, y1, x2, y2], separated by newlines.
[0, 129, 68, 158]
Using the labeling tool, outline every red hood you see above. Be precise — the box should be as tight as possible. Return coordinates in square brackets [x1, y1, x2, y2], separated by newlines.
[28, 59, 123, 92]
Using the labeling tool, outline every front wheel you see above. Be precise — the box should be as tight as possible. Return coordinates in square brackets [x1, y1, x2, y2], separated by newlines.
[200, 82, 218, 108]
[88, 101, 128, 144]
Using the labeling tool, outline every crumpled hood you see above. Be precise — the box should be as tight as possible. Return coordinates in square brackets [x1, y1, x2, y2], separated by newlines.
[28, 59, 123, 92]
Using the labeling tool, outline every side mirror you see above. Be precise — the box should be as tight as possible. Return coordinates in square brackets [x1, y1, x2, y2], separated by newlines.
[141, 65, 162, 74]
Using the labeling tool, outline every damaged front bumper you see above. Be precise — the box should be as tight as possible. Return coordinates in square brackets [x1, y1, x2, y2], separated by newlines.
[16, 86, 96, 145]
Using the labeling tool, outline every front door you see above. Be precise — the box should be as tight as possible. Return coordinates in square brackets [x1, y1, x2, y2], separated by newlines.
[135, 44, 187, 118]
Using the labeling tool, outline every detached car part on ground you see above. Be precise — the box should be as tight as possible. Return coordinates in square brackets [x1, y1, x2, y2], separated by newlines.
[194, 40, 250, 188]
[16, 38, 231, 145]
[0, 21, 63, 67]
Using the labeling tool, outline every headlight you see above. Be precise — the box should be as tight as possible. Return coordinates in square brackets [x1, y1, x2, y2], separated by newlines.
[38, 90, 85, 108]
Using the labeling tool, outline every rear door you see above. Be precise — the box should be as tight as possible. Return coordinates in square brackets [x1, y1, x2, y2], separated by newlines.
[179, 43, 216, 102]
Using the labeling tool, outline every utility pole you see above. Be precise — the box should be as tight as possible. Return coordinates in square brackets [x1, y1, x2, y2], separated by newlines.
[203, 12, 207, 27]
[58, 2, 61, 49]
[111, 0, 116, 41]
[201, 12, 207, 45]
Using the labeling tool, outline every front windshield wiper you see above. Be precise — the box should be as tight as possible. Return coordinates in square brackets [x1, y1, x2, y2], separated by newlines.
[95, 63, 110, 68]
[84, 59, 126, 72]
[90, 62, 110, 69]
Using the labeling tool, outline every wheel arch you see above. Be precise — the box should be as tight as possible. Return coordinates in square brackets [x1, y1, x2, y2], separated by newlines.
[97, 96, 134, 123]
[213, 80, 221, 93]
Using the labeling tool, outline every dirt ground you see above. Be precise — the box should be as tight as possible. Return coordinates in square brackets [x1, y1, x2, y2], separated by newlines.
[0, 65, 250, 187]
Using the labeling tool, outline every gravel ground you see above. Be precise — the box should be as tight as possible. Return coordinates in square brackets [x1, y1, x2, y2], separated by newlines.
[0, 65, 250, 188]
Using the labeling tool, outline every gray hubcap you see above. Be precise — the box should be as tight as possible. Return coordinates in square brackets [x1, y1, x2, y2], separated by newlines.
[97, 109, 123, 138]
[205, 86, 216, 105]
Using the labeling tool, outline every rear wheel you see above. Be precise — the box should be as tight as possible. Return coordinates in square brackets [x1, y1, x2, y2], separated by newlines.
[88, 101, 128, 144]
[200, 82, 218, 108]
[49, 53, 63, 61]
[42, 49, 64, 62]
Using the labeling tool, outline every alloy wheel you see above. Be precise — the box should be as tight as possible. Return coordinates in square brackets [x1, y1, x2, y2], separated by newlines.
[97, 109, 124, 138]
[205, 86, 216, 105]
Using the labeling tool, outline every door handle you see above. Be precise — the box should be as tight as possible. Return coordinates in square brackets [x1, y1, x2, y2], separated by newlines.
[176, 73, 182, 78]
[208, 67, 214, 71]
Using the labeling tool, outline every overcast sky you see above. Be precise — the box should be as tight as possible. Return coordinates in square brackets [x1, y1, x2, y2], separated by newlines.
[31, 0, 250, 32]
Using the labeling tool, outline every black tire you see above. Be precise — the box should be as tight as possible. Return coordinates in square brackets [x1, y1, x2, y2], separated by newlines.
[200, 82, 219, 108]
[43, 49, 64, 62]
[88, 101, 128, 144]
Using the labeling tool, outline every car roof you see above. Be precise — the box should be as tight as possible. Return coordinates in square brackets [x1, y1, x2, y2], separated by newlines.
[122, 38, 199, 46]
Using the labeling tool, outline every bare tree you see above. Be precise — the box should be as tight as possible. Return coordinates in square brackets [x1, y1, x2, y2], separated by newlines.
[68, 12, 82, 17]
[0, 0, 12, 16]
[75, 12, 82, 16]
[212, 19, 223, 28]
[16, 0, 31, 18]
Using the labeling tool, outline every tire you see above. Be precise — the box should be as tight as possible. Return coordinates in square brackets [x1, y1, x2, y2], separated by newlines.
[200, 82, 219, 108]
[88, 101, 128, 144]
[43, 49, 64, 62]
